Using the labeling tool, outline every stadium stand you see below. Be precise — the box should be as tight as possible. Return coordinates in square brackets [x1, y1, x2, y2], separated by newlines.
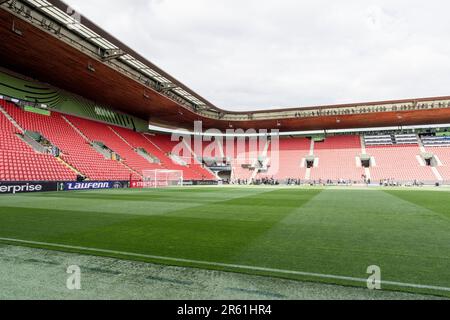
[0, 99, 76, 181]
[2, 101, 136, 181]
[64, 115, 153, 178]
[2, 101, 217, 182]
[201, 140, 222, 159]
[112, 127, 167, 164]
[427, 147, 450, 180]
[143, 134, 216, 180]
[258, 137, 310, 180]
[309, 136, 365, 181]
[227, 138, 267, 182]
[394, 134, 419, 145]
[364, 134, 393, 146]
[114, 128, 216, 180]
[364, 134, 419, 147]
[2, 98, 450, 185]
[422, 136, 450, 147]
[231, 160, 255, 182]
[368, 145, 436, 182]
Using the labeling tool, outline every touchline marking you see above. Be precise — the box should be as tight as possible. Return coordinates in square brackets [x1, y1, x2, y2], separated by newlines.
[1, 237, 449, 293]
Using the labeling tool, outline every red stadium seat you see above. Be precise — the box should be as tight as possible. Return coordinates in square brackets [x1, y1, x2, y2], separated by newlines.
[1, 100, 216, 182]
[0, 98, 446, 185]
[310, 136, 365, 181]
[258, 137, 310, 180]
[368, 145, 436, 182]
[0, 99, 76, 181]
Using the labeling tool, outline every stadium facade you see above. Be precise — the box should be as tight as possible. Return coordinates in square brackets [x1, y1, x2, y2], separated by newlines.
[1, 0, 450, 189]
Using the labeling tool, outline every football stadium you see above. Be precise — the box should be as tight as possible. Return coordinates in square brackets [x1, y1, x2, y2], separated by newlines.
[0, 0, 449, 302]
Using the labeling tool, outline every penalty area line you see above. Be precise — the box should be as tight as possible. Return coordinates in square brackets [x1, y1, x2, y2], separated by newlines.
[0, 237, 449, 293]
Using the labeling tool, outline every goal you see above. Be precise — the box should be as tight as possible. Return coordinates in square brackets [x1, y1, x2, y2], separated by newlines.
[142, 169, 184, 188]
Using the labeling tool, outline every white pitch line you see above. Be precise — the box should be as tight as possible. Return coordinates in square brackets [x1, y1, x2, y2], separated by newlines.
[1, 237, 449, 293]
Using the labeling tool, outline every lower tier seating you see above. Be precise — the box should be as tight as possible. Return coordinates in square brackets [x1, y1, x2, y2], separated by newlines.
[310, 136, 364, 181]
[310, 149, 365, 181]
[146, 134, 216, 180]
[258, 138, 310, 180]
[0, 100, 76, 181]
[65, 115, 157, 177]
[3, 101, 137, 181]
[427, 147, 450, 181]
[369, 146, 436, 182]
[0, 150, 74, 182]
[2, 101, 215, 181]
[229, 138, 267, 181]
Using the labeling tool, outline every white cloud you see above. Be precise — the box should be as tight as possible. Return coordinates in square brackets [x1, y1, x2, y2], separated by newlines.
[66, 0, 450, 111]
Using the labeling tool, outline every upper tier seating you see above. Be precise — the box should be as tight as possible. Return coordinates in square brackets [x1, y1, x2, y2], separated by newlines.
[365, 134, 418, 147]
[368, 145, 436, 182]
[394, 134, 419, 145]
[421, 136, 450, 147]
[0, 99, 76, 181]
[310, 136, 364, 181]
[3, 103, 136, 181]
[364, 135, 393, 146]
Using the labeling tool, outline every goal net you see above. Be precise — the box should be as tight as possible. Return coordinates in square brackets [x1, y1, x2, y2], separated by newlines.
[142, 169, 184, 188]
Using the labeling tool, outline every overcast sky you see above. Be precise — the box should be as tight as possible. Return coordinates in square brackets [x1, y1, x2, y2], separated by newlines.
[66, 0, 450, 111]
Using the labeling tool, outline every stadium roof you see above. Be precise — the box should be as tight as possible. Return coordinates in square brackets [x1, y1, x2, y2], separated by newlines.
[23, 0, 213, 110]
[2, 0, 450, 132]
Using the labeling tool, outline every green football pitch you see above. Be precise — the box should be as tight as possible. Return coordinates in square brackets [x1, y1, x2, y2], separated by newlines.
[0, 187, 449, 298]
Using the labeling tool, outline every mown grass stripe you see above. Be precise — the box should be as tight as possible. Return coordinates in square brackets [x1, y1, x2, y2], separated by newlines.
[1, 237, 449, 293]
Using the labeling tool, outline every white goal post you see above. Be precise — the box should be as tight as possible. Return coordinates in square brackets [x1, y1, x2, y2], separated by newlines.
[142, 169, 184, 188]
